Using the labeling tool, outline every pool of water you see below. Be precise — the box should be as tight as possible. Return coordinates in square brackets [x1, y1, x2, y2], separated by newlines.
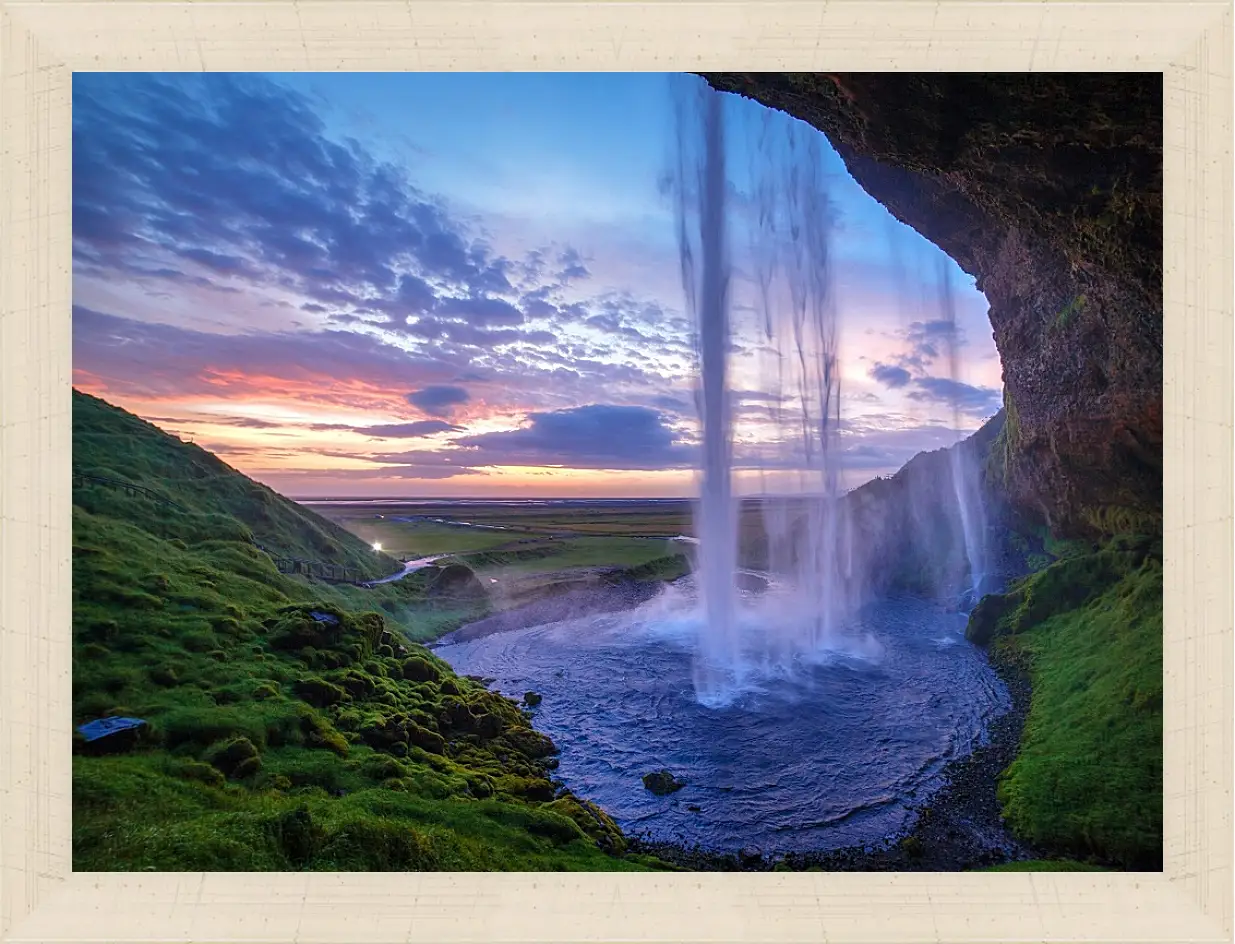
[435, 582, 1009, 854]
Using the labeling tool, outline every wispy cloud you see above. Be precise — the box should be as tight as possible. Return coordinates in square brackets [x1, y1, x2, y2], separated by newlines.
[357, 420, 465, 438]
[907, 376, 1002, 417]
[405, 386, 471, 417]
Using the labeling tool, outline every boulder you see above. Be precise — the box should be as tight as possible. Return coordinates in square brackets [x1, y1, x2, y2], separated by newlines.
[428, 563, 486, 600]
[642, 769, 686, 796]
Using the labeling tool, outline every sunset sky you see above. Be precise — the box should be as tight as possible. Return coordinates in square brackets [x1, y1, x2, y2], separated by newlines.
[72, 72, 1003, 499]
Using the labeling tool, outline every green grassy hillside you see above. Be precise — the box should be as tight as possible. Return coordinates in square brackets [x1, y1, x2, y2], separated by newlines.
[71, 389, 664, 872]
[967, 535, 1163, 868]
[73, 391, 404, 579]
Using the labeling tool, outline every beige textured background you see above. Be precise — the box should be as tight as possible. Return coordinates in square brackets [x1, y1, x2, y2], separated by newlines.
[1, 2, 1231, 942]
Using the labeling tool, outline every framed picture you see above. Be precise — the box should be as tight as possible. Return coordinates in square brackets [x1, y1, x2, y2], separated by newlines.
[1, 2, 1229, 942]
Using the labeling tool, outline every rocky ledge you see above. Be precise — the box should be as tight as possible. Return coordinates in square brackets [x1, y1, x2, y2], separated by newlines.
[434, 573, 670, 646]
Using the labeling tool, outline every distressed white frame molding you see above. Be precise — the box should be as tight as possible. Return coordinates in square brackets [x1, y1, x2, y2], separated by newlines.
[1, 2, 1230, 942]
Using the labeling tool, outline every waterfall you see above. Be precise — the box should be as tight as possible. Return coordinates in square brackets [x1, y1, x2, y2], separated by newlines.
[745, 102, 854, 650]
[671, 80, 988, 704]
[935, 256, 990, 604]
[672, 80, 863, 706]
[672, 80, 740, 703]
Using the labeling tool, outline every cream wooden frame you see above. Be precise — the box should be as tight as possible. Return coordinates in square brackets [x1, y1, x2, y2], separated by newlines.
[1, 2, 1230, 941]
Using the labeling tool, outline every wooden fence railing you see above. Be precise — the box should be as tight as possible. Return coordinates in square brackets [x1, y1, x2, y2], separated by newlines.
[72, 471, 187, 512]
[253, 543, 389, 587]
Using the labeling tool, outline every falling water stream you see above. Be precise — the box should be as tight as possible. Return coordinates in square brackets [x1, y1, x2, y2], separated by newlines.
[672, 79, 881, 705]
[935, 255, 992, 603]
[676, 85, 742, 703]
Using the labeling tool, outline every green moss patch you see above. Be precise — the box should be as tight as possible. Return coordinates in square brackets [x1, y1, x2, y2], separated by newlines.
[969, 539, 1162, 868]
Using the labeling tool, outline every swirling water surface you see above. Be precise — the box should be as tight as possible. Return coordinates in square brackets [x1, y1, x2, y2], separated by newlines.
[436, 585, 1008, 854]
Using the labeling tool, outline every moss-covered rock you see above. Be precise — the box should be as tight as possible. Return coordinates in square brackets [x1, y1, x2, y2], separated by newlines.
[494, 775, 558, 803]
[269, 606, 347, 651]
[299, 709, 349, 757]
[498, 728, 557, 760]
[545, 794, 627, 852]
[428, 563, 486, 601]
[400, 655, 440, 683]
[965, 589, 1023, 646]
[270, 805, 320, 868]
[293, 676, 347, 708]
[333, 669, 377, 699]
[168, 758, 225, 788]
[206, 736, 261, 780]
[149, 665, 179, 687]
[269, 606, 385, 661]
[642, 770, 685, 796]
[406, 723, 446, 756]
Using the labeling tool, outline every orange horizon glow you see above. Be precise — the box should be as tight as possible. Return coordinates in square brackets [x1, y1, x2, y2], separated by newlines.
[76, 377, 966, 502]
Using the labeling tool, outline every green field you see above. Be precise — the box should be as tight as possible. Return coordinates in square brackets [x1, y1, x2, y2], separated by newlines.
[309, 501, 786, 538]
[320, 517, 525, 558]
[457, 536, 683, 575]
[312, 500, 778, 575]
[311, 502, 693, 583]
[313, 502, 696, 539]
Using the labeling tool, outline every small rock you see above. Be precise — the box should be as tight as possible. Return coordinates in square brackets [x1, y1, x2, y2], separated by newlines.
[642, 769, 686, 795]
[522, 691, 542, 707]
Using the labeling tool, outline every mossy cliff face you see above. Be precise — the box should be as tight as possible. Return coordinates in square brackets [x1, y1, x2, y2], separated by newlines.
[703, 74, 1162, 539]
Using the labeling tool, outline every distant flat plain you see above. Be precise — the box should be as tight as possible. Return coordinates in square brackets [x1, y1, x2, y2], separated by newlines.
[310, 500, 792, 581]
[309, 500, 691, 570]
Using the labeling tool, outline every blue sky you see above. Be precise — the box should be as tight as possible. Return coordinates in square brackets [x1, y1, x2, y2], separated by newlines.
[71, 72, 1002, 498]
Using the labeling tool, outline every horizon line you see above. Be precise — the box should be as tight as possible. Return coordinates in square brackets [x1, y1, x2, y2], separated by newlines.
[291, 491, 868, 504]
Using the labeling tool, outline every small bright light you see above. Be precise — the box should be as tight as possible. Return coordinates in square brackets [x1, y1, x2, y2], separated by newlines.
[372, 542, 383, 552]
